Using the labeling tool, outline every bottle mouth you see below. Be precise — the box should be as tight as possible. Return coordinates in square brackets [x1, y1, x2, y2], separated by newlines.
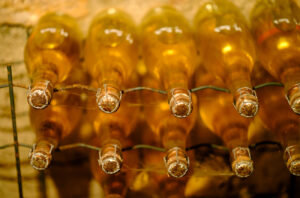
[98, 144, 123, 174]
[96, 85, 122, 113]
[169, 88, 192, 118]
[284, 145, 300, 176]
[29, 150, 52, 170]
[27, 81, 53, 109]
[233, 159, 253, 178]
[233, 87, 258, 118]
[231, 147, 253, 178]
[286, 85, 300, 114]
[164, 147, 189, 178]
[289, 160, 300, 176]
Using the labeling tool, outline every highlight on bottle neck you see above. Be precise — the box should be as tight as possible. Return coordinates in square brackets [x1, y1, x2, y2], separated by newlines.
[96, 84, 122, 113]
[231, 146, 253, 178]
[98, 143, 123, 174]
[284, 145, 300, 176]
[29, 141, 54, 170]
[164, 147, 189, 178]
[168, 88, 192, 118]
[233, 87, 259, 118]
[27, 80, 53, 109]
[285, 83, 300, 114]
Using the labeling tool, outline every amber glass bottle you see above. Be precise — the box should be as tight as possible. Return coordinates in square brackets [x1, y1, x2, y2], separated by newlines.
[140, 6, 197, 118]
[194, 0, 258, 118]
[25, 13, 82, 109]
[91, 92, 139, 174]
[142, 73, 197, 178]
[85, 8, 138, 113]
[90, 140, 139, 198]
[251, 0, 300, 114]
[253, 64, 300, 176]
[197, 67, 253, 177]
[29, 92, 83, 170]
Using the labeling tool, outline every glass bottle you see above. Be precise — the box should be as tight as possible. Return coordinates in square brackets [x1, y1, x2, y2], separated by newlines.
[253, 63, 300, 176]
[84, 8, 138, 113]
[142, 73, 197, 178]
[194, 0, 258, 118]
[140, 6, 197, 118]
[25, 13, 82, 109]
[250, 0, 300, 114]
[29, 92, 84, 170]
[91, 92, 139, 174]
[196, 67, 253, 178]
[90, 134, 139, 197]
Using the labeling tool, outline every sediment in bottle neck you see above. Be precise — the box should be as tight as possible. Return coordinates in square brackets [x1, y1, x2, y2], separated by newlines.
[221, 126, 253, 178]
[28, 66, 57, 109]
[281, 69, 300, 114]
[227, 72, 258, 117]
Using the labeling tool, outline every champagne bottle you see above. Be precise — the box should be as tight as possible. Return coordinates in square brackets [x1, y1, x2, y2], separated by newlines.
[90, 135, 139, 197]
[196, 67, 253, 177]
[25, 13, 82, 109]
[28, 92, 83, 170]
[194, 0, 258, 118]
[250, 0, 300, 114]
[91, 93, 139, 174]
[140, 6, 197, 118]
[253, 63, 300, 176]
[85, 8, 138, 113]
[142, 74, 197, 178]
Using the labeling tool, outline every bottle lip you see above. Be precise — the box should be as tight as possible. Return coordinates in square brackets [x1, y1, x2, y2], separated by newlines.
[96, 85, 122, 113]
[164, 147, 189, 178]
[233, 87, 259, 118]
[168, 88, 193, 118]
[27, 80, 53, 109]
[29, 144, 54, 170]
[284, 145, 300, 176]
[285, 83, 300, 114]
[231, 147, 253, 178]
[98, 144, 123, 174]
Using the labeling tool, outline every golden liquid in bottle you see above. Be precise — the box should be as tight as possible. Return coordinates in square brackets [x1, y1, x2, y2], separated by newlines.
[194, 0, 258, 118]
[85, 8, 138, 113]
[90, 140, 139, 198]
[25, 12, 82, 109]
[250, 0, 300, 114]
[90, 91, 139, 175]
[253, 63, 300, 176]
[196, 66, 253, 177]
[141, 73, 197, 178]
[140, 6, 197, 118]
[29, 91, 84, 170]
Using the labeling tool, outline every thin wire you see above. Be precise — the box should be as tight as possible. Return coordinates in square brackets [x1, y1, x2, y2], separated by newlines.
[0, 82, 284, 95]
[123, 87, 167, 94]
[58, 143, 101, 151]
[254, 82, 283, 89]
[190, 85, 230, 93]
[7, 65, 23, 198]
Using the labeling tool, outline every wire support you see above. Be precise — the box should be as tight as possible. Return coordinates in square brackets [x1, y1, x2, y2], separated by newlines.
[7, 65, 24, 198]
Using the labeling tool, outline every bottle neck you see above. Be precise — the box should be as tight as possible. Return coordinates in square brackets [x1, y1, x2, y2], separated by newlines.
[161, 63, 189, 91]
[282, 69, 300, 114]
[226, 72, 258, 117]
[30, 127, 60, 170]
[277, 121, 300, 147]
[160, 126, 187, 150]
[284, 145, 300, 176]
[28, 66, 57, 109]
[221, 126, 249, 150]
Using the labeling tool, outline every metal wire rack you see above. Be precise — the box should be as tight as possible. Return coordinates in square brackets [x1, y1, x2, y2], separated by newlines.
[0, 63, 287, 198]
